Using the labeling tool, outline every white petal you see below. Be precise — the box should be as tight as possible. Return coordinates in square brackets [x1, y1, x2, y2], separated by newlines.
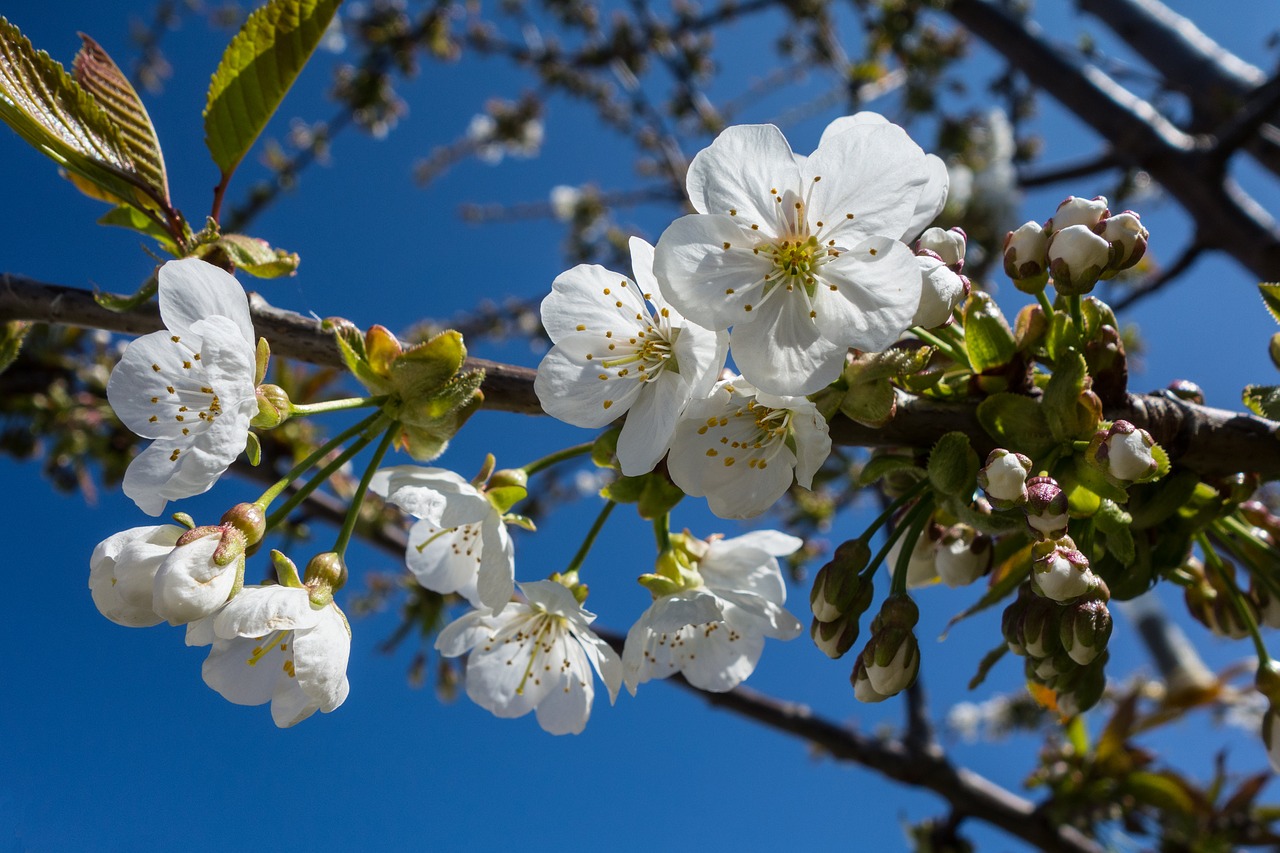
[788, 401, 832, 489]
[519, 580, 585, 618]
[531, 633, 595, 735]
[476, 517, 515, 613]
[372, 466, 491, 527]
[616, 371, 686, 476]
[686, 124, 802, 223]
[158, 258, 254, 344]
[212, 585, 317, 639]
[805, 122, 927, 245]
[676, 622, 765, 692]
[902, 154, 949, 242]
[435, 608, 498, 657]
[535, 338, 644, 428]
[269, 676, 319, 728]
[89, 524, 182, 627]
[201, 636, 280, 706]
[406, 521, 484, 603]
[107, 331, 208, 440]
[465, 619, 552, 718]
[674, 321, 729, 400]
[644, 590, 725, 633]
[575, 629, 623, 704]
[816, 237, 922, 353]
[291, 603, 352, 713]
[729, 296, 848, 397]
[540, 264, 648, 342]
[717, 592, 804, 640]
[152, 533, 238, 624]
[653, 214, 773, 331]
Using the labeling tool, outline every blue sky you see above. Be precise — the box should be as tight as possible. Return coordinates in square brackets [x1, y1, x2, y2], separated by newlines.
[3, 1, 1280, 850]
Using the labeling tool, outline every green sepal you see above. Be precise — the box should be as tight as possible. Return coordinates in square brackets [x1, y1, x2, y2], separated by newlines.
[962, 292, 1016, 373]
[927, 431, 979, 498]
[591, 427, 622, 469]
[502, 513, 536, 532]
[1243, 384, 1280, 420]
[97, 205, 179, 254]
[244, 430, 262, 466]
[1260, 283, 1280, 325]
[486, 485, 527, 514]
[857, 453, 923, 488]
[0, 320, 31, 377]
[1094, 499, 1135, 566]
[270, 549, 304, 588]
[390, 331, 466, 408]
[636, 473, 684, 520]
[213, 233, 300, 278]
[254, 337, 271, 385]
[203, 0, 342, 178]
[94, 271, 159, 313]
[600, 474, 645, 503]
[326, 318, 392, 395]
[976, 393, 1055, 458]
[171, 512, 197, 530]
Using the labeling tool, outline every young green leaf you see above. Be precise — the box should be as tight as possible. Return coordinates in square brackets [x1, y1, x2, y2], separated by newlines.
[1260, 283, 1280, 325]
[203, 0, 341, 181]
[72, 34, 169, 206]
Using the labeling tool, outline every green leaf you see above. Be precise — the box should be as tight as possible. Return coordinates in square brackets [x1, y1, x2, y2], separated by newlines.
[214, 233, 300, 278]
[1243, 384, 1280, 420]
[962, 292, 1016, 372]
[72, 34, 169, 205]
[1260, 283, 1280, 325]
[203, 0, 342, 178]
[967, 642, 1009, 690]
[976, 393, 1055, 457]
[97, 205, 178, 253]
[1122, 771, 1199, 817]
[1042, 353, 1090, 442]
[0, 17, 156, 207]
[927, 431, 978, 498]
[857, 454, 923, 487]
[0, 320, 32, 376]
[94, 270, 159, 313]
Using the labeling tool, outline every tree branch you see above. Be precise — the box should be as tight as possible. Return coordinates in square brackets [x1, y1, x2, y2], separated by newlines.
[5, 271, 1280, 477]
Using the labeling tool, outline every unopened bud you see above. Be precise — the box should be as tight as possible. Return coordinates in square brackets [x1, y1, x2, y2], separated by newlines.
[811, 615, 861, 659]
[886, 524, 941, 589]
[1003, 221, 1049, 293]
[304, 551, 348, 599]
[251, 383, 292, 429]
[851, 656, 891, 703]
[1055, 653, 1108, 716]
[1002, 587, 1033, 656]
[1048, 195, 1109, 232]
[1030, 536, 1093, 602]
[1257, 660, 1280, 705]
[1021, 595, 1062, 658]
[935, 525, 991, 588]
[364, 324, 404, 376]
[917, 226, 967, 271]
[860, 596, 921, 696]
[810, 541, 872, 621]
[978, 449, 1033, 509]
[1090, 420, 1157, 483]
[1264, 708, 1280, 774]
[1025, 476, 1069, 538]
[486, 467, 529, 513]
[1059, 596, 1112, 666]
[220, 502, 266, 548]
[1099, 211, 1147, 274]
[1047, 224, 1112, 296]
[1166, 379, 1205, 405]
[913, 253, 968, 329]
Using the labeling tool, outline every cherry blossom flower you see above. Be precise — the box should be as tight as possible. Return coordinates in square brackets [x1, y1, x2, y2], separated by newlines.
[653, 118, 937, 395]
[370, 465, 514, 612]
[666, 375, 830, 519]
[189, 584, 351, 728]
[106, 259, 259, 516]
[90, 524, 183, 627]
[151, 524, 247, 625]
[435, 580, 622, 735]
[535, 237, 727, 475]
[623, 530, 804, 693]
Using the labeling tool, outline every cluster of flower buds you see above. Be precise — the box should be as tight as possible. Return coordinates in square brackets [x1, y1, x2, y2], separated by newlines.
[852, 595, 921, 703]
[912, 227, 971, 329]
[1002, 582, 1112, 715]
[1002, 195, 1148, 295]
[1182, 557, 1257, 639]
[809, 539, 874, 659]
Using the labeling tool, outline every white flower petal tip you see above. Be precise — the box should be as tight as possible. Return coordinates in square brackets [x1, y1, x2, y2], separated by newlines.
[107, 259, 259, 516]
[90, 524, 184, 627]
[437, 580, 621, 735]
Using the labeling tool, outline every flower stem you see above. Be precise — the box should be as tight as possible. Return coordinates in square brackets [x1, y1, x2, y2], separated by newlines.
[1069, 294, 1085, 341]
[891, 498, 935, 597]
[333, 422, 400, 558]
[862, 476, 932, 543]
[565, 500, 617, 574]
[653, 514, 671, 553]
[289, 395, 389, 417]
[1035, 289, 1056, 317]
[264, 414, 391, 530]
[255, 410, 385, 509]
[520, 442, 595, 477]
[1198, 532, 1270, 664]
[863, 493, 933, 584]
[911, 326, 966, 366]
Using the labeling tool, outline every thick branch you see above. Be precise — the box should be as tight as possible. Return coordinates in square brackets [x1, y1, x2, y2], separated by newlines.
[4, 272, 1280, 477]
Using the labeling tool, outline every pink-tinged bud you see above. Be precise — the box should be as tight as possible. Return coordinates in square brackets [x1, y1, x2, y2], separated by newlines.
[917, 226, 967, 271]
[220, 503, 266, 548]
[978, 449, 1033, 508]
[912, 253, 968, 329]
[304, 551, 348, 599]
[1025, 476, 1069, 538]
[1047, 225, 1112, 296]
[1100, 211, 1148, 273]
[1059, 596, 1112, 666]
[1166, 379, 1204, 405]
[1003, 221, 1049, 293]
[1092, 420, 1158, 483]
[1048, 195, 1110, 232]
[1030, 537, 1094, 602]
[850, 657, 891, 703]
[934, 525, 992, 588]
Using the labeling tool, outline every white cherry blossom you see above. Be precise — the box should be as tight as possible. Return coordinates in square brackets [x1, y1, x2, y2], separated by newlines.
[535, 237, 727, 475]
[106, 258, 259, 516]
[436, 580, 622, 735]
[370, 465, 515, 613]
[89, 524, 183, 627]
[666, 376, 830, 519]
[152, 525, 246, 625]
[654, 119, 936, 395]
[623, 531, 804, 693]
[189, 584, 351, 728]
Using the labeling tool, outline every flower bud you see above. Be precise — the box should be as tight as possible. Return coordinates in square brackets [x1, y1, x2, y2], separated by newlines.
[1257, 660, 1280, 705]
[304, 551, 348, 600]
[912, 253, 969, 329]
[220, 502, 266, 548]
[934, 525, 992, 588]
[251, 383, 292, 429]
[1047, 224, 1113, 296]
[811, 615, 861, 659]
[1025, 476, 1069, 538]
[90, 525, 183, 627]
[978, 449, 1033, 509]
[1002, 587, 1033, 656]
[1091, 420, 1157, 483]
[1032, 652, 1072, 683]
[1059, 595, 1112, 666]
[1021, 595, 1062, 658]
[1048, 195, 1109, 232]
[1003, 221, 1049, 293]
[1165, 379, 1205, 405]
[1264, 708, 1280, 774]
[1100, 211, 1147, 274]
[886, 524, 941, 589]
[1055, 654, 1107, 716]
[860, 596, 921, 696]
[1030, 536, 1094, 603]
[917, 226, 967, 271]
[850, 656, 891, 703]
[810, 541, 872, 621]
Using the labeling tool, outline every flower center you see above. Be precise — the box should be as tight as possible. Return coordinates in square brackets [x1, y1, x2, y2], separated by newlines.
[696, 392, 794, 472]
